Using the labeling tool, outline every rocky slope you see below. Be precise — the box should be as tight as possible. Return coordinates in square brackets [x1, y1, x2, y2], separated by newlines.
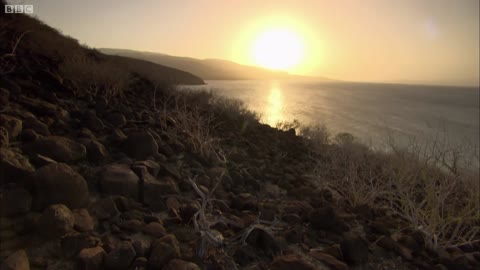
[1, 3, 479, 270]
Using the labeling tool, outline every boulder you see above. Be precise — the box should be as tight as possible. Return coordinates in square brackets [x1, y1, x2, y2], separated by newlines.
[133, 160, 160, 178]
[33, 163, 89, 209]
[39, 204, 75, 238]
[143, 222, 166, 238]
[143, 177, 179, 210]
[104, 241, 136, 270]
[17, 95, 59, 117]
[308, 206, 340, 231]
[83, 112, 104, 133]
[23, 136, 86, 163]
[124, 130, 158, 160]
[88, 197, 120, 220]
[0, 127, 8, 147]
[86, 140, 108, 163]
[231, 193, 258, 211]
[105, 112, 126, 128]
[77, 246, 105, 270]
[340, 235, 369, 265]
[0, 188, 32, 217]
[245, 227, 280, 254]
[0, 148, 35, 184]
[73, 209, 95, 232]
[0, 114, 22, 138]
[0, 249, 30, 270]
[270, 254, 316, 270]
[309, 250, 349, 270]
[22, 118, 49, 136]
[0, 88, 9, 108]
[163, 259, 201, 270]
[100, 164, 139, 200]
[19, 129, 40, 142]
[61, 233, 99, 258]
[148, 234, 181, 269]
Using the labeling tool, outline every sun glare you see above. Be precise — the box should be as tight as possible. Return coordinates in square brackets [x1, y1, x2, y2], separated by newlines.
[252, 28, 304, 70]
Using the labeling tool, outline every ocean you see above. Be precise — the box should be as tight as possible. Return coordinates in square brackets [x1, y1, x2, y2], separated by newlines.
[184, 80, 480, 167]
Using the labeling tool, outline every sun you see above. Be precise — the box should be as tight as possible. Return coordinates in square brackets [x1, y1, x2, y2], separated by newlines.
[252, 28, 304, 70]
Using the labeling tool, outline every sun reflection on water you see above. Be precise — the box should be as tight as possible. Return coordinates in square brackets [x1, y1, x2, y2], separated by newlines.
[264, 82, 284, 126]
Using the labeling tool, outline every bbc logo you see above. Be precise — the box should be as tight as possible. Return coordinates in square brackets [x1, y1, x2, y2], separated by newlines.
[5, 5, 34, 14]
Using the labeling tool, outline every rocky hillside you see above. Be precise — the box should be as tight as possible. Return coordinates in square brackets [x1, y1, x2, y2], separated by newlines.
[1, 2, 479, 270]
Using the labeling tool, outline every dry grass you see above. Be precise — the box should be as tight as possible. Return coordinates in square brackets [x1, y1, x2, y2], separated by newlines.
[304, 124, 480, 249]
[59, 52, 130, 100]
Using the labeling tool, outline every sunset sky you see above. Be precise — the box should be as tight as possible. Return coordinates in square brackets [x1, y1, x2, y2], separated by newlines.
[16, 0, 480, 86]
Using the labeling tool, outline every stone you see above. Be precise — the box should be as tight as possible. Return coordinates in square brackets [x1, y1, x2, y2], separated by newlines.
[105, 112, 126, 128]
[22, 118, 49, 136]
[0, 188, 32, 217]
[23, 136, 86, 163]
[0, 127, 8, 147]
[0, 148, 35, 184]
[61, 233, 99, 258]
[309, 250, 349, 270]
[77, 246, 105, 270]
[163, 259, 201, 270]
[30, 154, 57, 167]
[17, 96, 58, 117]
[0, 114, 22, 138]
[89, 197, 120, 220]
[104, 241, 136, 270]
[86, 140, 108, 162]
[133, 160, 160, 178]
[270, 254, 316, 270]
[39, 204, 74, 238]
[143, 177, 179, 210]
[73, 209, 95, 232]
[78, 128, 96, 140]
[246, 227, 280, 254]
[340, 235, 369, 265]
[0, 88, 9, 108]
[308, 206, 339, 231]
[109, 129, 127, 144]
[124, 130, 158, 160]
[100, 164, 139, 200]
[84, 112, 104, 132]
[231, 193, 258, 211]
[143, 222, 166, 238]
[19, 129, 39, 142]
[0, 249, 30, 270]
[33, 163, 89, 209]
[148, 234, 181, 269]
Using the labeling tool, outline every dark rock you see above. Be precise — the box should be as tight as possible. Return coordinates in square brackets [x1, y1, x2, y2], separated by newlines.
[340, 235, 369, 265]
[163, 259, 201, 270]
[309, 250, 349, 270]
[73, 209, 95, 232]
[61, 233, 99, 258]
[105, 112, 126, 128]
[84, 112, 104, 132]
[133, 160, 160, 178]
[0, 127, 8, 147]
[234, 245, 258, 266]
[158, 162, 181, 180]
[0, 249, 30, 270]
[120, 219, 143, 233]
[109, 129, 127, 145]
[283, 200, 314, 219]
[104, 241, 136, 270]
[0, 148, 34, 183]
[143, 177, 179, 210]
[148, 234, 181, 269]
[0, 88, 9, 108]
[321, 244, 344, 260]
[100, 164, 139, 200]
[0, 188, 32, 217]
[0, 114, 22, 139]
[132, 240, 150, 258]
[308, 206, 340, 231]
[270, 254, 316, 270]
[89, 197, 120, 220]
[77, 246, 105, 270]
[30, 154, 57, 167]
[143, 222, 166, 238]
[131, 257, 148, 270]
[285, 225, 304, 243]
[86, 140, 108, 162]
[22, 117, 49, 136]
[19, 129, 40, 142]
[377, 236, 413, 261]
[231, 193, 258, 211]
[78, 128, 96, 140]
[39, 204, 75, 238]
[246, 227, 280, 254]
[17, 95, 59, 117]
[24, 136, 87, 163]
[33, 163, 89, 209]
[124, 130, 158, 160]
[179, 202, 200, 223]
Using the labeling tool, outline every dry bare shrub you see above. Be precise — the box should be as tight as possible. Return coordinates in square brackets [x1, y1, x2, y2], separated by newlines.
[156, 90, 226, 164]
[59, 53, 130, 99]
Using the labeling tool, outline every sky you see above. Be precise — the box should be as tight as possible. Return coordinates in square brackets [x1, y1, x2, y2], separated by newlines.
[12, 0, 480, 86]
